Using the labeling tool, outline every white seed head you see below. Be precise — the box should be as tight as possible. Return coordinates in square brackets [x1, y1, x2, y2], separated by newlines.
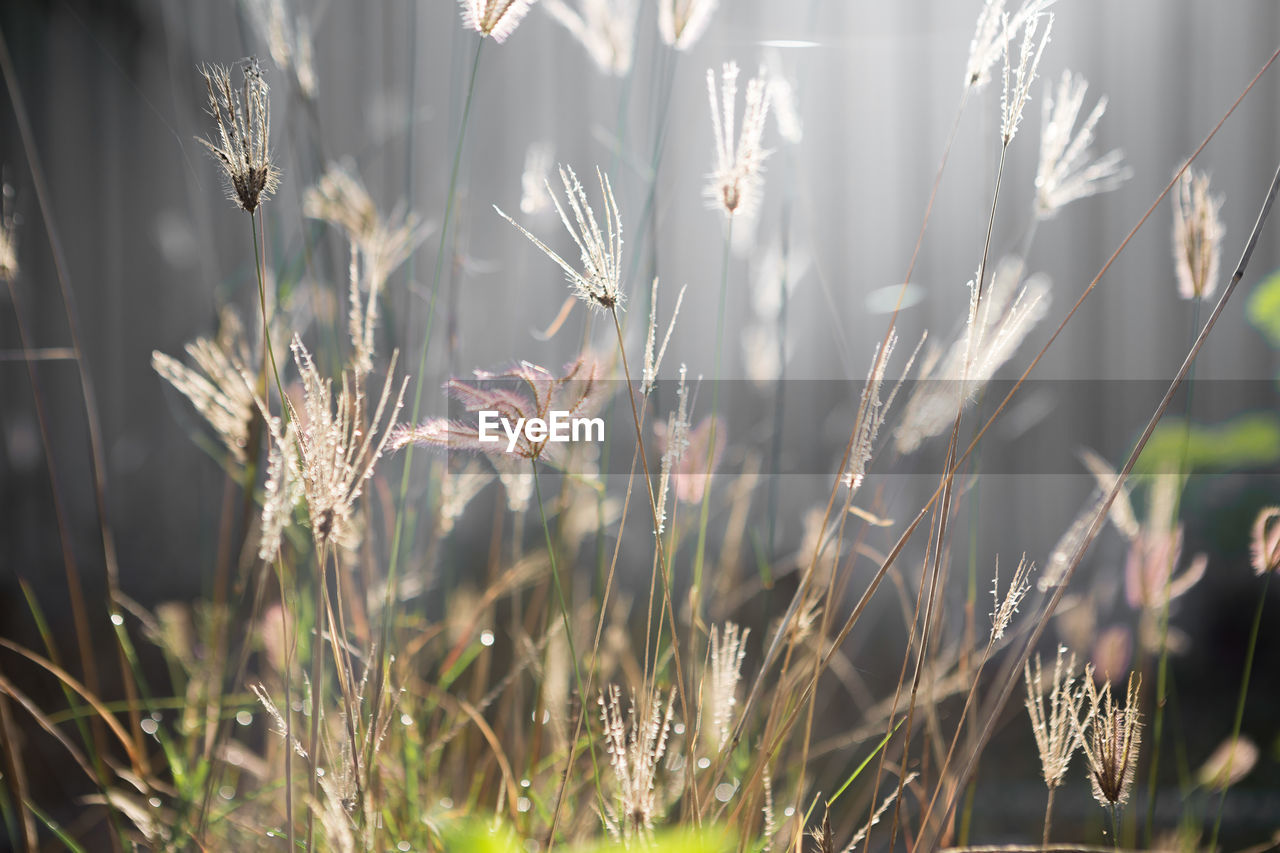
[1035, 71, 1131, 219]
[706, 61, 773, 219]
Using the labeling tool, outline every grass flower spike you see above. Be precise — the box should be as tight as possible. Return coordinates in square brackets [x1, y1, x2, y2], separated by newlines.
[287, 335, 408, 548]
[1000, 10, 1053, 146]
[1173, 168, 1225, 300]
[460, 0, 537, 43]
[152, 311, 256, 465]
[706, 61, 772, 219]
[990, 555, 1033, 641]
[198, 59, 280, 214]
[496, 164, 624, 311]
[1035, 71, 1131, 218]
[964, 0, 1055, 90]
[1025, 646, 1085, 791]
[658, 0, 718, 50]
[1078, 670, 1142, 810]
[599, 685, 676, 842]
[544, 0, 636, 75]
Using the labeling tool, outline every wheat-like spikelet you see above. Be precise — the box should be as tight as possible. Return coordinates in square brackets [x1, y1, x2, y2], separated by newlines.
[1000, 10, 1053, 145]
[286, 336, 407, 549]
[598, 684, 676, 842]
[990, 554, 1034, 641]
[895, 257, 1049, 453]
[705, 622, 748, 753]
[152, 312, 256, 464]
[304, 164, 429, 375]
[1035, 71, 1130, 218]
[1077, 669, 1142, 809]
[197, 59, 280, 214]
[642, 278, 686, 395]
[842, 331, 920, 493]
[255, 401, 303, 561]
[706, 61, 772, 219]
[964, 0, 1055, 90]
[657, 0, 718, 50]
[1172, 168, 1225, 301]
[1024, 646, 1086, 790]
[544, 0, 636, 75]
[496, 164, 624, 311]
[459, 0, 537, 43]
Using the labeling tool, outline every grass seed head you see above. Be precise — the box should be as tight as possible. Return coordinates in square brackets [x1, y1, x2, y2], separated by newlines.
[198, 59, 280, 214]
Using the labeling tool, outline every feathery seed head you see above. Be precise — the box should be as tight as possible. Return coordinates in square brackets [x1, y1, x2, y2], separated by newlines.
[1078, 669, 1142, 809]
[306, 164, 428, 375]
[460, 0, 537, 42]
[1250, 506, 1280, 575]
[842, 331, 919, 493]
[197, 59, 280, 214]
[1173, 169, 1225, 301]
[1000, 11, 1053, 146]
[895, 258, 1048, 453]
[658, 0, 718, 50]
[706, 622, 748, 752]
[642, 278, 686, 395]
[965, 0, 1055, 90]
[1024, 645, 1086, 790]
[152, 310, 256, 465]
[990, 554, 1034, 641]
[497, 164, 624, 311]
[598, 685, 676, 842]
[287, 336, 407, 549]
[544, 0, 636, 75]
[1035, 71, 1131, 218]
[706, 61, 773, 219]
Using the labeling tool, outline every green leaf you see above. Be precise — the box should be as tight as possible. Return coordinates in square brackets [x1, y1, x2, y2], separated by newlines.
[439, 820, 521, 853]
[1133, 414, 1280, 475]
[1247, 268, 1280, 347]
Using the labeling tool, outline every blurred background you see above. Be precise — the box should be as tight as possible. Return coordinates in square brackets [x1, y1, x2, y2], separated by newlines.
[3, 0, 1280, 845]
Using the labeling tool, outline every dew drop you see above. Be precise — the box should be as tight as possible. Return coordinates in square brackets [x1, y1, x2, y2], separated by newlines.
[480, 629, 495, 647]
[140, 718, 159, 735]
[517, 797, 531, 813]
[110, 613, 124, 626]
[235, 710, 253, 726]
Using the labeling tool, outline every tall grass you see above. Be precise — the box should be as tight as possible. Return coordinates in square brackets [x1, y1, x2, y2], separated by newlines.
[3, 2, 1280, 852]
